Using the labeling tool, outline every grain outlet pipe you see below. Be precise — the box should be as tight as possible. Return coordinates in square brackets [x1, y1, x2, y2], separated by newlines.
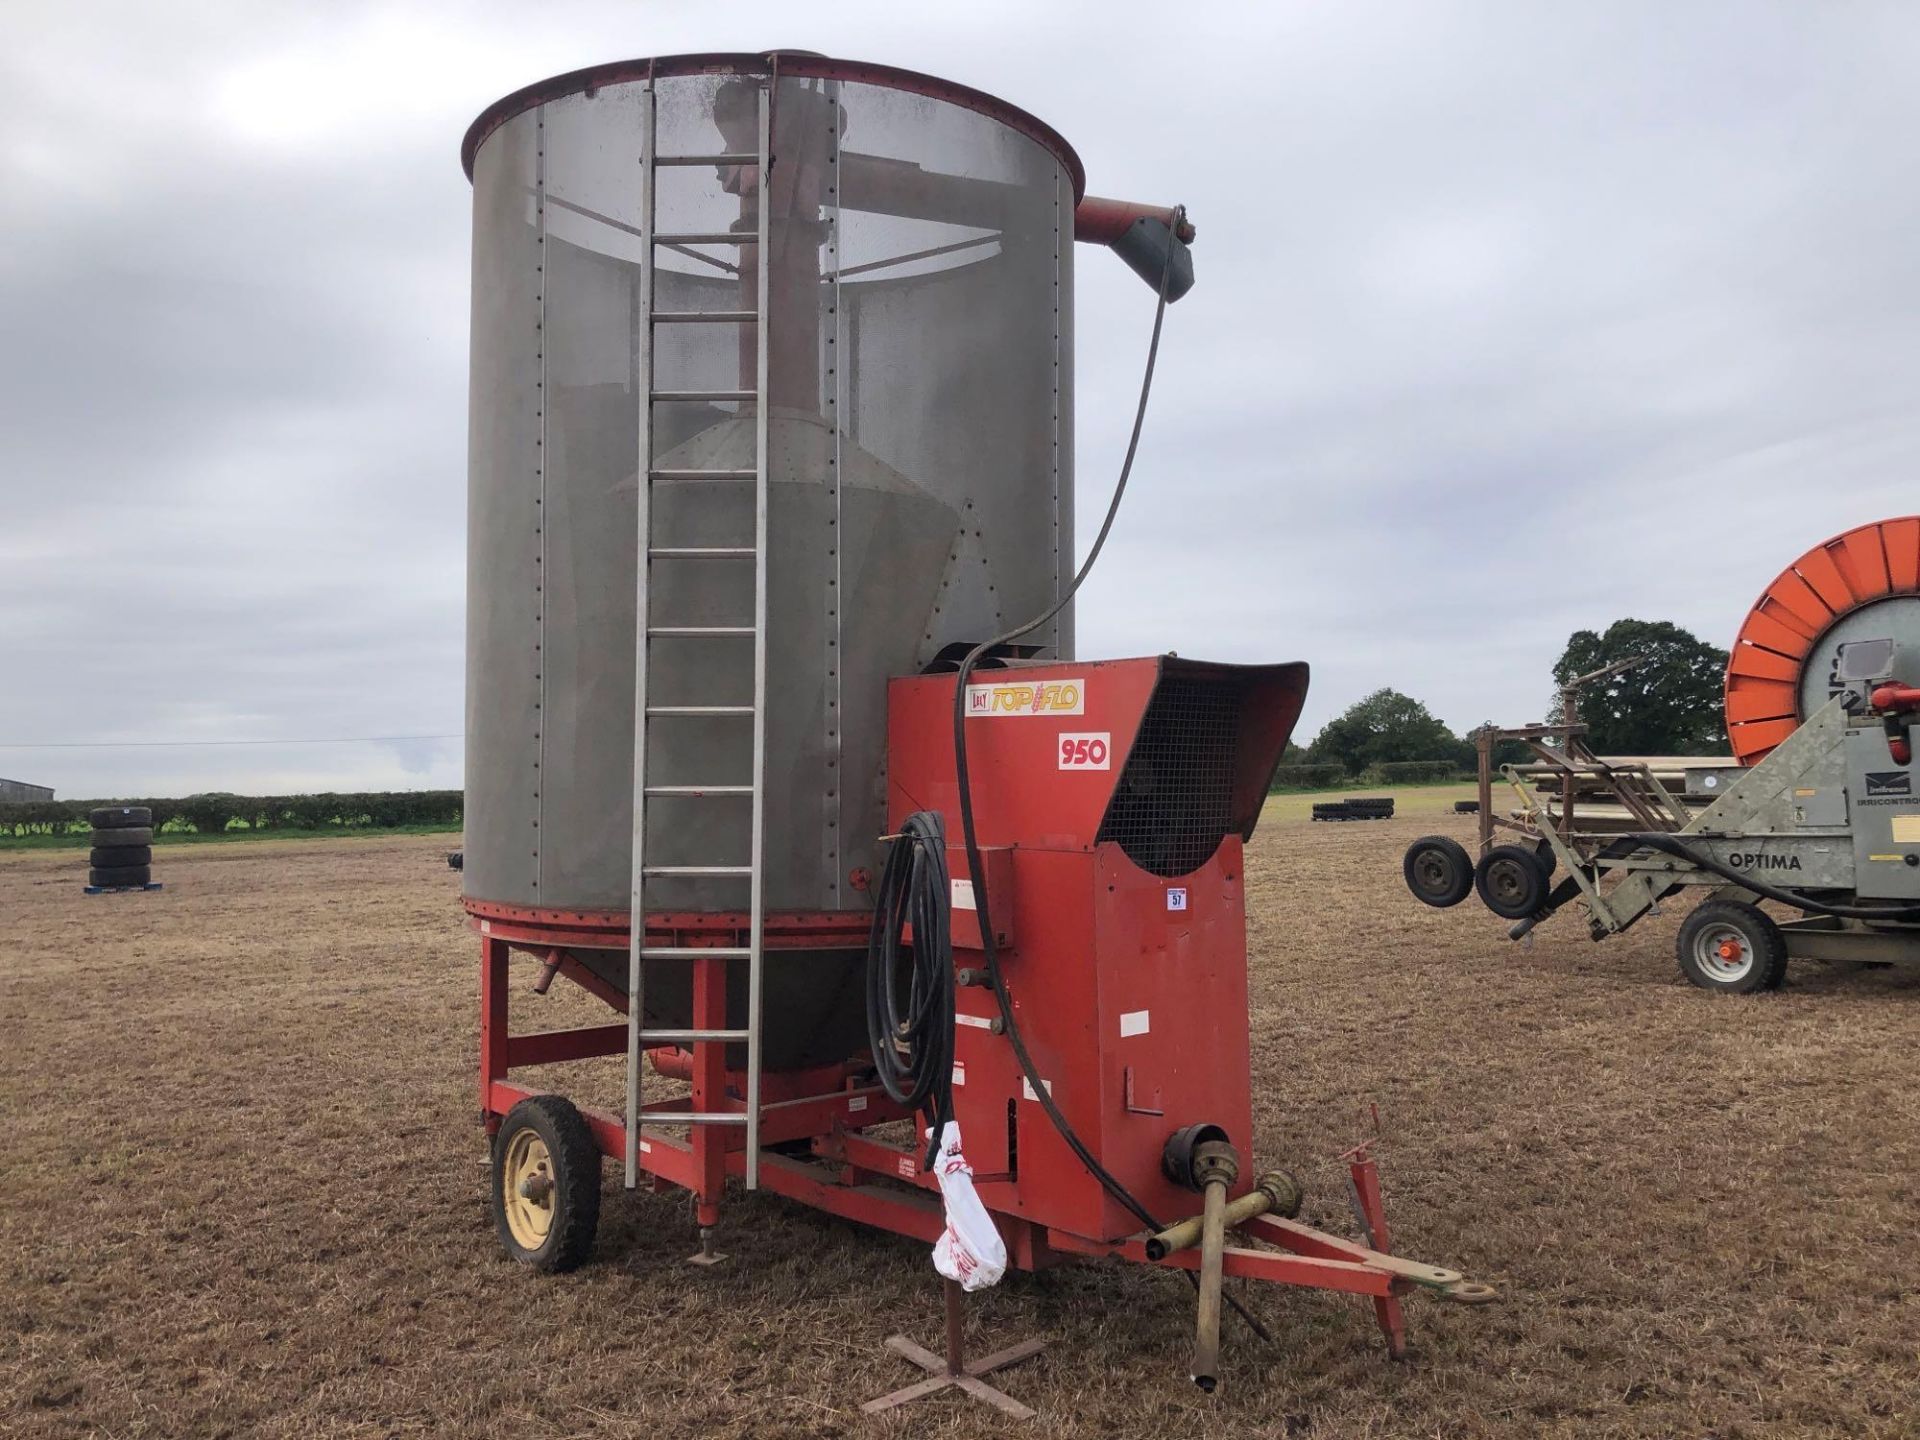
[1188, 1139, 1239, 1392]
[1146, 1169, 1303, 1261]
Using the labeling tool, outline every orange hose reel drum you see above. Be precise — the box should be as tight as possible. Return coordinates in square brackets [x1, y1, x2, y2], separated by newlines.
[1725, 517, 1920, 763]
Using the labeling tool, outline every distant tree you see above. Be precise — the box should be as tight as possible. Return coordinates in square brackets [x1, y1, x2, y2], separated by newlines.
[1307, 688, 1462, 776]
[1551, 619, 1729, 755]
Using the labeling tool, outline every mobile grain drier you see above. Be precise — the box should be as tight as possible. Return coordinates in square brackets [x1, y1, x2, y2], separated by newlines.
[1405, 517, 1920, 992]
[462, 51, 1489, 1387]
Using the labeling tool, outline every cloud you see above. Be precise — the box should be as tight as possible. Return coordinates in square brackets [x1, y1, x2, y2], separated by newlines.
[6, 1, 1919, 799]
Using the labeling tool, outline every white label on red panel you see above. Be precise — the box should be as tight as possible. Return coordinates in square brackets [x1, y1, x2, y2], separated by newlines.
[955, 1012, 994, 1030]
[898, 1157, 916, 1178]
[848, 1095, 868, 1112]
[951, 878, 976, 910]
[1021, 1077, 1053, 1102]
[952, 1062, 966, 1086]
[1167, 888, 1188, 912]
[966, 678, 1085, 717]
[1120, 1009, 1150, 1037]
[1057, 731, 1112, 770]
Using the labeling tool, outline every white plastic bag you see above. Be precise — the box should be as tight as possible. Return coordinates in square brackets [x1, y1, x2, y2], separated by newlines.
[929, 1121, 1007, 1291]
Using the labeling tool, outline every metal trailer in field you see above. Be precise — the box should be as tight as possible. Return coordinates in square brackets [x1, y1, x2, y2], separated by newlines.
[1404, 518, 1920, 992]
[461, 50, 1492, 1407]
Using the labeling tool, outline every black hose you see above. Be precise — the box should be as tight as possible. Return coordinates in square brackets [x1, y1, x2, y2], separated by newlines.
[944, 210, 1269, 1342]
[864, 810, 956, 1168]
[1620, 832, 1920, 922]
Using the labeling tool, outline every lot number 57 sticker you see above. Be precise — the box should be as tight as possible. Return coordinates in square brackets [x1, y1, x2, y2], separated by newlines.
[1058, 732, 1111, 770]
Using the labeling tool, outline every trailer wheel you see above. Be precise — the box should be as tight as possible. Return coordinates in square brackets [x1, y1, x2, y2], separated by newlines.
[1403, 836, 1473, 908]
[1676, 901, 1788, 995]
[1532, 839, 1557, 877]
[491, 1094, 601, 1272]
[1474, 845, 1549, 920]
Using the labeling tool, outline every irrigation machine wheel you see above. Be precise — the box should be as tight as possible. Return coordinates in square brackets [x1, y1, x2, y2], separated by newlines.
[491, 1094, 601, 1272]
[1474, 844, 1550, 920]
[1676, 901, 1788, 995]
[1403, 835, 1473, 908]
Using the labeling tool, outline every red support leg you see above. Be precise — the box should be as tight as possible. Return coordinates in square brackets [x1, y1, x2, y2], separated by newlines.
[480, 935, 510, 1132]
[1349, 1148, 1408, 1359]
[689, 950, 729, 1259]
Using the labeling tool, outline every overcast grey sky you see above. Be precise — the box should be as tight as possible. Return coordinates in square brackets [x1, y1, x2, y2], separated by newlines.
[5, 2, 1918, 799]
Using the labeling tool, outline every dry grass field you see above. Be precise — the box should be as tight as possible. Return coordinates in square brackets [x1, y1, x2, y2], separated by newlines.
[3, 814, 1918, 1438]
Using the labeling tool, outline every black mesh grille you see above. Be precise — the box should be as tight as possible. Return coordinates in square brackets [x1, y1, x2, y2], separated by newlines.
[1096, 677, 1241, 877]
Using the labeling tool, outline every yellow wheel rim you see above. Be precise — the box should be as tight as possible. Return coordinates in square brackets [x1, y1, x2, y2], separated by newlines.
[501, 1130, 557, 1252]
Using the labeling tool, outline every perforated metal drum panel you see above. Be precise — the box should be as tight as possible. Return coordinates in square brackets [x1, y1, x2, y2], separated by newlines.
[465, 64, 1076, 913]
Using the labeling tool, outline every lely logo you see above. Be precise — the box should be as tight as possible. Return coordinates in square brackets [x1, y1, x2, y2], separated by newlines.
[965, 678, 1085, 717]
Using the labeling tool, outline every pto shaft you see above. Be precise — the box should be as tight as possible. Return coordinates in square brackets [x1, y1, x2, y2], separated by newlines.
[1146, 1170, 1303, 1261]
[1188, 1140, 1239, 1392]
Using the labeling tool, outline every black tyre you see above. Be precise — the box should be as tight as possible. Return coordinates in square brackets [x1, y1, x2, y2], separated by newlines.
[1532, 840, 1557, 877]
[90, 845, 151, 868]
[1453, 800, 1480, 814]
[1474, 844, 1550, 920]
[1311, 802, 1351, 822]
[491, 1094, 601, 1272]
[89, 806, 152, 830]
[89, 826, 153, 848]
[1404, 835, 1473, 908]
[1676, 901, 1788, 995]
[89, 864, 152, 888]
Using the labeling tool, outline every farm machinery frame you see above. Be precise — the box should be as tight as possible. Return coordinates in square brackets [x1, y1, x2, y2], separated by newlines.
[1405, 639, 1920, 991]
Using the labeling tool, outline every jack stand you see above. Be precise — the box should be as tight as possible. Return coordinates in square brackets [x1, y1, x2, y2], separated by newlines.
[687, 1225, 727, 1267]
[863, 1278, 1044, 1421]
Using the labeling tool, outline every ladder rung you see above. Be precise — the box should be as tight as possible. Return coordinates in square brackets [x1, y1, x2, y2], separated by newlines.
[649, 468, 756, 482]
[646, 705, 753, 716]
[653, 153, 759, 167]
[643, 784, 753, 797]
[642, 865, 751, 877]
[654, 232, 759, 247]
[651, 390, 755, 404]
[648, 547, 755, 559]
[639, 946, 752, 959]
[643, 1112, 750, 1126]
[647, 625, 753, 637]
[652, 310, 757, 325]
[639, 1028, 750, 1043]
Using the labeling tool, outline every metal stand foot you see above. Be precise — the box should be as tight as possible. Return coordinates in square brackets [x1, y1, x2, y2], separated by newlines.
[687, 1225, 727, 1267]
[862, 1279, 1044, 1421]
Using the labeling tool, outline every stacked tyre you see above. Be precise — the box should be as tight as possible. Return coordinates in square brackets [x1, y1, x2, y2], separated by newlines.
[1346, 797, 1395, 821]
[89, 805, 154, 890]
[1311, 801, 1352, 822]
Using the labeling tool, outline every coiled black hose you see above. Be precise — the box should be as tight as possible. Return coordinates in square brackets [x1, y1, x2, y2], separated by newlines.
[865, 810, 955, 1167]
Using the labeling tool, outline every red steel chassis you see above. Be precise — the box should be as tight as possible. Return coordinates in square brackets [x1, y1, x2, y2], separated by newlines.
[473, 902, 1473, 1358]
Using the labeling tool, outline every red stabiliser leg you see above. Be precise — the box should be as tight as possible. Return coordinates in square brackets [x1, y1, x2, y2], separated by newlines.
[1348, 1146, 1408, 1359]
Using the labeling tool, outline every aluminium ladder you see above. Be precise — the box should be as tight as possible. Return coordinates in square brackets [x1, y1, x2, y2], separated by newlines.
[625, 82, 772, 1191]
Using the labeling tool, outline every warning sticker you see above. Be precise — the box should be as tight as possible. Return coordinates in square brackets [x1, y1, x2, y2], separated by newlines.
[1892, 814, 1920, 843]
[965, 678, 1085, 717]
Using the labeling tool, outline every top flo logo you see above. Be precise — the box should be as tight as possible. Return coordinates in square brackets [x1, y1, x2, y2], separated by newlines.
[964, 678, 1085, 716]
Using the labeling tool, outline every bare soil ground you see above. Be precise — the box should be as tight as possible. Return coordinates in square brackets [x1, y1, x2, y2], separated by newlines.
[3, 820, 1917, 1438]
